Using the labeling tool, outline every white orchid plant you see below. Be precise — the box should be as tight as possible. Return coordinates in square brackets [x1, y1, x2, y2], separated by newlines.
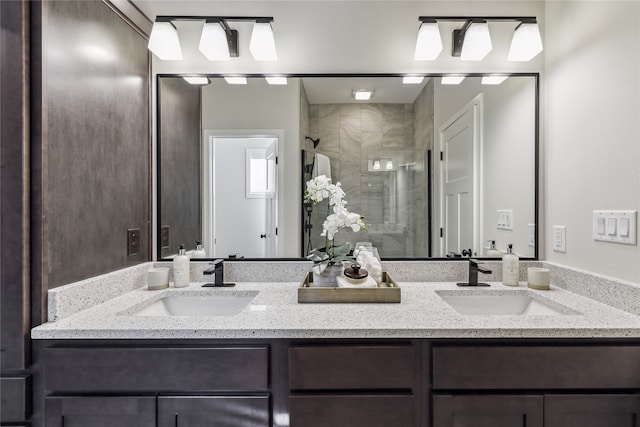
[305, 175, 368, 274]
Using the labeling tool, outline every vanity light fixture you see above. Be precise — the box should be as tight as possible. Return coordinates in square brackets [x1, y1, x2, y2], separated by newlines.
[481, 75, 508, 85]
[373, 160, 381, 170]
[508, 20, 543, 61]
[441, 76, 465, 85]
[265, 76, 288, 85]
[224, 76, 248, 85]
[148, 16, 276, 62]
[386, 160, 393, 170]
[148, 19, 182, 60]
[416, 16, 542, 62]
[183, 76, 210, 85]
[414, 20, 443, 60]
[403, 76, 425, 84]
[250, 19, 278, 61]
[353, 89, 374, 101]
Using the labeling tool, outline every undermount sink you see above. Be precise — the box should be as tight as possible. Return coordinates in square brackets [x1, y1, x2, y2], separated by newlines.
[436, 291, 574, 316]
[130, 291, 259, 317]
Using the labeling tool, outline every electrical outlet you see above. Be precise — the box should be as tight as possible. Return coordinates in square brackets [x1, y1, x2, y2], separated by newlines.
[160, 225, 170, 249]
[553, 225, 566, 253]
[127, 228, 140, 256]
[528, 223, 536, 247]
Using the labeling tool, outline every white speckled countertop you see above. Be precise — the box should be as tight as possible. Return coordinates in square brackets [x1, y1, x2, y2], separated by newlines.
[31, 280, 640, 339]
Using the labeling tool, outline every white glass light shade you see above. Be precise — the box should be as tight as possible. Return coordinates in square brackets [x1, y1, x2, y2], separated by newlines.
[224, 76, 247, 85]
[460, 22, 492, 61]
[414, 22, 443, 60]
[199, 21, 230, 61]
[373, 160, 381, 170]
[385, 160, 393, 170]
[250, 21, 277, 61]
[265, 76, 288, 85]
[148, 21, 182, 60]
[441, 76, 465, 85]
[183, 76, 209, 85]
[508, 22, 543, 61]
[403, 76, 425, 84]
[481, 75, 508, 85]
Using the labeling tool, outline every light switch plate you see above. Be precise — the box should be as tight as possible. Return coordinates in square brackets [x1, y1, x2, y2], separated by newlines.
[497, 210, 513, 231]
[553, 225, 566, 253]
[593, 210, 637, 245]
[528, 223, 535, 247]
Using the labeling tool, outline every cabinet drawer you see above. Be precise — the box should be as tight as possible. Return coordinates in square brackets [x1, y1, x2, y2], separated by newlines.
[433, 345, 640, 390]
[158, 396, 269, 427]
[1, 376, 31, 422]
[45, 396, 156, 427]
[44, 346, 268, 392]
[290, 395, 415, 427]
[433, 394, 543, 427]
[289, 345, 414, 390]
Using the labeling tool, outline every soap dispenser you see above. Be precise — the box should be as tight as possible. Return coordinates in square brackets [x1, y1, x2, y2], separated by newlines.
[173, 244, 190, 288]
[192, 240, 206, 258]
[502, 244, 520, 286]
[485, 240, 502, 257]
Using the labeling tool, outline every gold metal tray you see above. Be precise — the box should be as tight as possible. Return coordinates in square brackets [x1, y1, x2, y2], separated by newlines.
[298, 271, 401, 303]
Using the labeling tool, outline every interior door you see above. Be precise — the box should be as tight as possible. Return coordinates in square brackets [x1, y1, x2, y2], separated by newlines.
[211, 137, 278, 258]
[264, 140, 278, 257]
[440, 100, 480, 257]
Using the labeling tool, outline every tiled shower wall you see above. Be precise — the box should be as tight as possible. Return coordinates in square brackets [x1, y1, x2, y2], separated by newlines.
[303, 79, 434, 257]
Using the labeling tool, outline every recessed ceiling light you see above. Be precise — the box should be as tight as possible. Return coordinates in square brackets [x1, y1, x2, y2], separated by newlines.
[353, 89, 373, 101]
[183, 76, 210, 85]
[403, 76, 425, 84]
[441, 76, 465, 85]
[482, 75, 508, 85]
[265, 76, 288, 85]
[224, 76, 248, 85]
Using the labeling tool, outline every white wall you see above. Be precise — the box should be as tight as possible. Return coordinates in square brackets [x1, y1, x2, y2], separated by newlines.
[201, 78, 301, 257]
[544, 1, 640, 283]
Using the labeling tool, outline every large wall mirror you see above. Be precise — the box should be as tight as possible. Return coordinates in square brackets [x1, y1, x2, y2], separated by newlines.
[157, 74, 538, 261]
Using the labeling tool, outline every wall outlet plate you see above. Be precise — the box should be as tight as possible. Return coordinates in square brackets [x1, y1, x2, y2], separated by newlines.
[497, 210, 514, 231]
[127, 228, 140, 256]
[528, 223, 536, 247]
[160, 225, 170, 249]
[553, 225, 566, 253]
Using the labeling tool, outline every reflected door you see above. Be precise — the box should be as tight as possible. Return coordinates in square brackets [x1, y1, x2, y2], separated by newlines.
[440, 101, 479, 257]
[208, 137, 278, 258]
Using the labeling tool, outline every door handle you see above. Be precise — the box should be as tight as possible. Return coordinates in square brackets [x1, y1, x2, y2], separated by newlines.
[260, 234, 267, 239]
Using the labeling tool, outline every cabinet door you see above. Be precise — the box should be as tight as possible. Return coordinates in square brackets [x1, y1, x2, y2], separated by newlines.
[545, 394, 640, 427]
[290, 394, 415, 427]
[433, 395, 543, 427]
[158, 396, 269, 427]
[45, 396, 155, 427]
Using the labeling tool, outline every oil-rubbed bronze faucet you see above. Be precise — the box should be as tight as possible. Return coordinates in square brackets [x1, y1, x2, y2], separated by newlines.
[457, 259, 492, 287]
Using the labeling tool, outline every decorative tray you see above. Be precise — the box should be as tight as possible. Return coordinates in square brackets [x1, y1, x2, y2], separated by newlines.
[298, 271, 401, 303]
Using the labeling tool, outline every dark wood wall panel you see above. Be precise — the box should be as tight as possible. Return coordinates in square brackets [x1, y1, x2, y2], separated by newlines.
[44, 0, 150, 288]
[159, 77, 201, 258]
[0, 0, 31, 372]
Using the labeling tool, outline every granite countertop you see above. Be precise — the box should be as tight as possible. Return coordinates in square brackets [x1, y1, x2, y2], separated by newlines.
[31, 281, 640, 339]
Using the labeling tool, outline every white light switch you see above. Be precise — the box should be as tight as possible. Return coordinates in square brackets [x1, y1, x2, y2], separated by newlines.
[497, 210, 513, 231]
[593, 210, 637, 245]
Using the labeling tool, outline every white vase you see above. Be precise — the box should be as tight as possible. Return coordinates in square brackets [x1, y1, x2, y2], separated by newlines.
[312, 264, 343, 287]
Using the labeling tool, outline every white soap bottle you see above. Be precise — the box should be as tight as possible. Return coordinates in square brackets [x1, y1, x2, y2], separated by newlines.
[502, 244, 520, 286]
[485, 240, 502, 257]
[173, 244, 190, 288]
[191, 240, 207, 258]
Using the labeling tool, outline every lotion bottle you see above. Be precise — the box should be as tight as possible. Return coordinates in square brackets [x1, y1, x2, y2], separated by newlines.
[502, 244, 520, 286]
[485, 240, 502, 257]
[191, 240, 207, 258]
[173, 244, 190, 288]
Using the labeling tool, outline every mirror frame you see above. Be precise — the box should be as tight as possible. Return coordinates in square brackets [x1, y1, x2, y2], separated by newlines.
[156, 73, 539, 262]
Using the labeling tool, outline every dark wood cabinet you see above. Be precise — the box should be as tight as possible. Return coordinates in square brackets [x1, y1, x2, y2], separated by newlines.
[157, 396, 270, 427]
[544, 394, 640, 427]
[44, 396, 156, 427]
[433, 394, 544, 427]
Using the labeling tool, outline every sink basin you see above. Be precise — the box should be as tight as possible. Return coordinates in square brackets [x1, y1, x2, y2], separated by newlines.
[436, 291, 572, 316]
[130, 291, 259, 316]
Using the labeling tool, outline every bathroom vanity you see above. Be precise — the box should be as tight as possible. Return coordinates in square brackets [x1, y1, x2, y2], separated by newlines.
[31, 276, 640, 427]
